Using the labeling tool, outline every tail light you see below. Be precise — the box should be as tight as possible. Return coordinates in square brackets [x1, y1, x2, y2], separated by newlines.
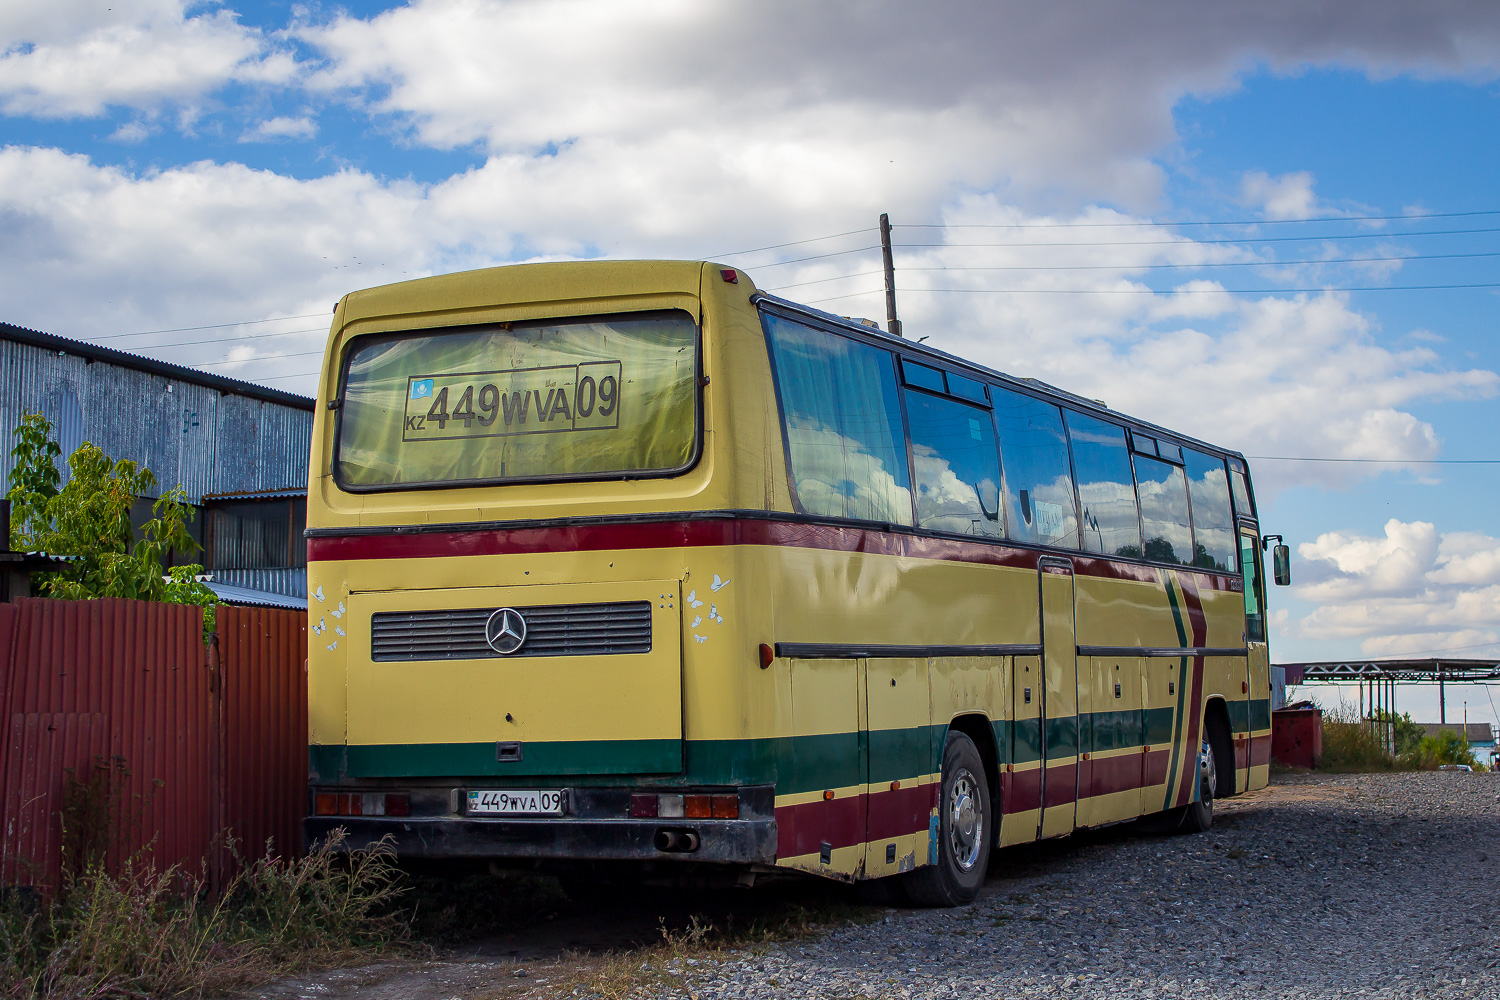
[312, 791, 410, 817]
[632, 791, 738, 819]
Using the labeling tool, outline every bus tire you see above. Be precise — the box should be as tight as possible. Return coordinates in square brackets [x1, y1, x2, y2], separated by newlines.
[1179, 737, 1218, 834]
[903, 731, 990, 908]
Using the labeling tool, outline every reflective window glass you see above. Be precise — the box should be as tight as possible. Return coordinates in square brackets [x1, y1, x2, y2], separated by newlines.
[1066, 412, 1143, 558]
[1229, 459, 1255, 518]
[901, 359, 946, 393]
[1133, 455, 1192, 564]
[336, 311, 698, 489]
[1241, 533, 1266, 642]
[946, 372, 990, 404]
[1184, 449, 1235, 571]
[1130, 432, 1158, 457]
[1158, 441, 1183, 464]
[991, 387, 1078, 548]
[905, 390, 1003, 537]
[764, 313, 913, 525]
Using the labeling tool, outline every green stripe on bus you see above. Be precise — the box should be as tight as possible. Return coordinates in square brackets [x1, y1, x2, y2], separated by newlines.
[308, 702, 1244, 792]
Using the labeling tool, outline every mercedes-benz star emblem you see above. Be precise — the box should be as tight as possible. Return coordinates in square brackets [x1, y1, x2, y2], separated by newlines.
[485, 607, 527, 655]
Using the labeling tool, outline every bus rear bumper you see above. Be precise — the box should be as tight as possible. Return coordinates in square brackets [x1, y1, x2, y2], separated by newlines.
[303, 815, 778, 865]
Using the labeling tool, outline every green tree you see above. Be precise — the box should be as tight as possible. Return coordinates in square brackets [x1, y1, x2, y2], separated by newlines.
[5, 413, 217, 632]
[1375, 709, 1426, 756]
[8, 411, 62, 550]
[1414, 728, 1479, 769]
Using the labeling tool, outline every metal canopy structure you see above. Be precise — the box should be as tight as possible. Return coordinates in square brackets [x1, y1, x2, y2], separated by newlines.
[1283, 658, 1500, 683]
[1278, 658, 1500, 727]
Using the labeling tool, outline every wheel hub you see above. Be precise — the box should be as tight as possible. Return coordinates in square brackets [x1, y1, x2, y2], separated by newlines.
[948, 768, 984, 871]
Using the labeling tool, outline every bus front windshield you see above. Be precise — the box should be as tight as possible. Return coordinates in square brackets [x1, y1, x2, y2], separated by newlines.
[334, 310, 698, 489]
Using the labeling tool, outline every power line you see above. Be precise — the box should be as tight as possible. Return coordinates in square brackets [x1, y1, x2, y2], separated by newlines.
[119, 327, 326, 351]
[749, 245, 884, 269]
[1248, 456, 1500, 465]
[765, 250, 1500, 292]
[181, 349, 326, 368]
[900, 208, 1500, 230]
[895, 225, 1500, 250]
[92, 312, 329, 340]
[805, 282, 1500, 304]
[708, 228, 878, 259]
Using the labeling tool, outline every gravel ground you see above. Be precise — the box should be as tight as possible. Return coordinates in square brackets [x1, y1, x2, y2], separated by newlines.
[676, 772, 1500, 1000]
[246, 771, 1500, 1000]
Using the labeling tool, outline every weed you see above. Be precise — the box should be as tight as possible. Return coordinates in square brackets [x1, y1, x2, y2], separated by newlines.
[0, 830, 406, 999]
[1319, 705, 1405, 773]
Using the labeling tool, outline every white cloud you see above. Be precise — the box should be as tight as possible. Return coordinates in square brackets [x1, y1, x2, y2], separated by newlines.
[0, 0, 296, 118]
[1241, 170, 1321, 221]
[239, 115, 317, 142]
[292, 0, 1500, 216]
[1291, 520, 1500, 654]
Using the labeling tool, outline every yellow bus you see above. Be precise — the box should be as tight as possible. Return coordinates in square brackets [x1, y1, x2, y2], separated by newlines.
[303, 260, 1285, 906]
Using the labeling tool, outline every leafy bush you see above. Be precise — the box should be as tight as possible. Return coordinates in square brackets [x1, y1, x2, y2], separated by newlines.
[6, 412, 217, 637]
[1406, 728, 1480, 770]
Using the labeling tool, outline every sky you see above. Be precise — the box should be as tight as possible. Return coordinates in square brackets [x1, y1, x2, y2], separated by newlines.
[3, 0, 1500, 727]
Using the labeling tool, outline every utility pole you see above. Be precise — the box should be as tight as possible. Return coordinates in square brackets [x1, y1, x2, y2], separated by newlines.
[879, 213, 902, 338]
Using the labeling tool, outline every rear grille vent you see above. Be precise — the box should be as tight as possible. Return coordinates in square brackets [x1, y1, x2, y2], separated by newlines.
[370, 601, 654, 661]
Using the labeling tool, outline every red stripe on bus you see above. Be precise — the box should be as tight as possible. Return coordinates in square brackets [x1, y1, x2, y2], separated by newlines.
[306, 516, 1241, 587]
[866, 783, 939, 841]
[1250, 733, 1272, 767]
[1002, 768, 1041, 815]
[775, 783, 939, 858]
[1174, 575, 1209, 808]
[775, 795, 866, 857]
[1043, 762, 1077, 807]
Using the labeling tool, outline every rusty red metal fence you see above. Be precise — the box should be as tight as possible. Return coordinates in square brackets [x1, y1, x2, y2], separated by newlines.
[0, 598, 307, 891]
[216, 604, 308, 867]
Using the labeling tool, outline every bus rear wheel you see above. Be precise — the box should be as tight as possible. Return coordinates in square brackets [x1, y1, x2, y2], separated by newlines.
[1178, 737, 1217, 834]
[903, 731, 990, 907]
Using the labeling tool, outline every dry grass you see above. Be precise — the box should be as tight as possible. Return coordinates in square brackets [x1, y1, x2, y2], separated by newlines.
[0, 830, 407, 999]
[1319, 705, 1404, 773]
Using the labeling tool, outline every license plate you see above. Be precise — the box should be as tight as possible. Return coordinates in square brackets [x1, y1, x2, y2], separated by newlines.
[466, 789, 566, 816]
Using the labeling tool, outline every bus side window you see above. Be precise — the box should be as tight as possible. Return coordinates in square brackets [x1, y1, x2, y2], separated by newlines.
[1184, 449, 1235, 572]
[904, 389, 1003, 538]
[1132, 454, 1191, 565]
[991, 387, 1078, 548]
[763, 313, 914, 525]
[1228, 458, 1255, 519]
[1240, 533, 1266, 643]
[1065, 412, 1142, 559]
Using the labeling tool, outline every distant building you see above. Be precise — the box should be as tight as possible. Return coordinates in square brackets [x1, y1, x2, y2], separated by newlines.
[0, 322, 313, 607]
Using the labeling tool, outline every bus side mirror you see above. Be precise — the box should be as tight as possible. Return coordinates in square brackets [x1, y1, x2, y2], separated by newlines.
[1272, 543, 1291, 586]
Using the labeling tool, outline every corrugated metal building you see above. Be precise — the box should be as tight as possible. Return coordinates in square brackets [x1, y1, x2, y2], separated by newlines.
[0, 322, 314, 605]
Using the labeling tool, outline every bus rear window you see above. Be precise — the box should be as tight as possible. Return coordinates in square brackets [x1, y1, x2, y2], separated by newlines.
[334, 311, 699, 490]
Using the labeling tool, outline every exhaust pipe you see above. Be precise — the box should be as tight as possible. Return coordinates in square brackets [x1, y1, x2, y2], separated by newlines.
[654, 828, 700, 853]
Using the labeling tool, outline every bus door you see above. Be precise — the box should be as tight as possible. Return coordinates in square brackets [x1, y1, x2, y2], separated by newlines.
[1237, 527, 1269, 793]
[1038, 557, 1080, 839]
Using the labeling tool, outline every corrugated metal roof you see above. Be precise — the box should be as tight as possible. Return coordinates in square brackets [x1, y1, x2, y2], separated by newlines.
[202, 488, 308, 501]
[205, 581, 308, 610]
[0, 322, 315, 411]
[0, 325, 314, 504]
[210, 567, 306, 599]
